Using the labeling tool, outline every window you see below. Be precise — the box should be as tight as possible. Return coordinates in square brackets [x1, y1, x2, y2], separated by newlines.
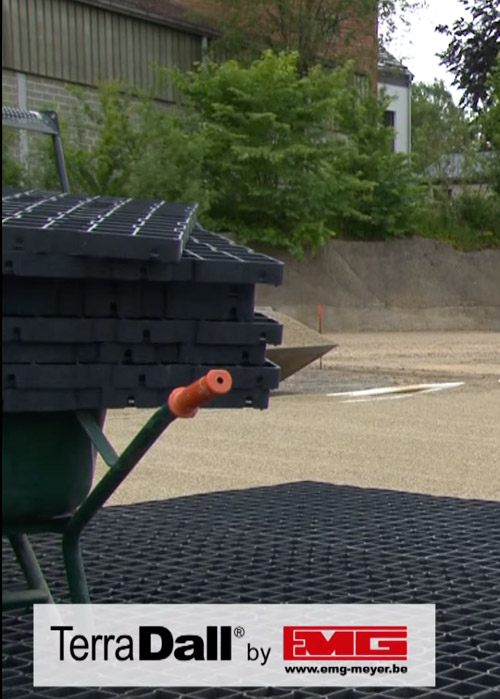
[384, 110, 395, 127]
[384, 110, 396, 151]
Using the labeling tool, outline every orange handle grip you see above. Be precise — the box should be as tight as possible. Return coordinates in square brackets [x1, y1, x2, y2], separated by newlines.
[168, 370, 232, 418]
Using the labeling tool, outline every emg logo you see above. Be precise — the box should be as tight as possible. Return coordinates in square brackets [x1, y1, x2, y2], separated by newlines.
[283, 626, 408, 661]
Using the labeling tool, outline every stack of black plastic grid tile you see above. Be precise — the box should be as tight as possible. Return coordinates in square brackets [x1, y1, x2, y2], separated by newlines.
[2, 481, 500, 698]
[2, 189, 198, 261]
[2, 189, 284, 411]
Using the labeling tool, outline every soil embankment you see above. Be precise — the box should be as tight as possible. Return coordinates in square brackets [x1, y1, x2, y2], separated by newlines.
[256, 236, 500, 331]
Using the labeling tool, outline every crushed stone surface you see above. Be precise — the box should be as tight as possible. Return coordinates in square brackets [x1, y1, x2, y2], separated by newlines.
[259, 307, 329, 347]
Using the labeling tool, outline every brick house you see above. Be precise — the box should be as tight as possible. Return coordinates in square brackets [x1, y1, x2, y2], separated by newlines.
[178, 0, 379, 82]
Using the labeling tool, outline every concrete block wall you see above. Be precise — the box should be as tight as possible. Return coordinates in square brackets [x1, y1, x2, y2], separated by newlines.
[3, 69, 100, 146]
[2, 69, 18, 106]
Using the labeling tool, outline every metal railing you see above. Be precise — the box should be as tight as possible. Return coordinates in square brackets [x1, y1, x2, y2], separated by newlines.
[2, 106, 70, 193]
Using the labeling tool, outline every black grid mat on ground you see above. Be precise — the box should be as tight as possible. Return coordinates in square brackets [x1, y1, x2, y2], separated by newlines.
[2, 481, 500, 699]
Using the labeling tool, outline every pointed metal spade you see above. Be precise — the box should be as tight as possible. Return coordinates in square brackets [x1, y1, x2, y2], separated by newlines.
[266, 344, 337, 381]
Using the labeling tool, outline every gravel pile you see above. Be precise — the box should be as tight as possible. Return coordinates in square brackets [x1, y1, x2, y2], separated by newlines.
[258, 307, 329, 347]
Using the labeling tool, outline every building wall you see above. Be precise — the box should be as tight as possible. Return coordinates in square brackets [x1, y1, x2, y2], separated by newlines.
[3, 68, 100, 114]
[2, 67, 18, 105]
[379, 81, 411, 154]
[334, 10, 378, 84]
[2, 0, 204, 102]
[3, 67, 103, 159]
[2, 0, 207, 158]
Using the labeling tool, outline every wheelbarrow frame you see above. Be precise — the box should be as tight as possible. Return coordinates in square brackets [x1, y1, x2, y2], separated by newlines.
[2, 372, 233, 608]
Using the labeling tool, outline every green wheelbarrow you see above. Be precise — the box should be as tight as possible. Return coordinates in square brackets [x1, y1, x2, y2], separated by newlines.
[2, 370, 232, 608]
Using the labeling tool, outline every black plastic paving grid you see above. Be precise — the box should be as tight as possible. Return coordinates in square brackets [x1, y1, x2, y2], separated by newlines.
[1, 386, 274, 412]
[2, 361, 280, 391]
[2, 107, 47, 122]
[3, 229, 284, 286]
[2, 190, 198, 263]
[3, 482, 500, 699]
[1, 362, 279, 390]
[1, 340, 268, 366]
[2, 361, 280, 411]
[2, 277, 256, 321]
[2, 315, 283, 346]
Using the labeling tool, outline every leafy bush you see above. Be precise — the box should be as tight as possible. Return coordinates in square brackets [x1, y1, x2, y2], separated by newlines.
[415, 191, 500, 250]
[481, 57, 500, 195]
[331, 83, 424, 239]
[411, 80, 476, 176]
[171, 51, 421, 253]
[171, 52, 347, 253]
[31, 83, 209, 210]
[64, 83, 142, 196]
[126, 103, 208, 209]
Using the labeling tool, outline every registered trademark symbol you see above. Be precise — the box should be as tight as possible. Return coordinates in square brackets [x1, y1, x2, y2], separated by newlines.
[234, 626, 245, 638]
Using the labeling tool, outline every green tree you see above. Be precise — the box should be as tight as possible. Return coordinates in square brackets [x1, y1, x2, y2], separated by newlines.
[437, 0, 500, 112]
[480, 57, 500, 194]
[62, 82, 142, 196]
[172, 52, 348, 253]
[411, 80, 476, 175]
[411, 65, 500, 250]
[187, 0, 424, 74]
[171, 51, 421, 253]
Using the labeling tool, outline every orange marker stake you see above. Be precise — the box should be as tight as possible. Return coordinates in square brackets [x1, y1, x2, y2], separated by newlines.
[168, 370, 232, 418]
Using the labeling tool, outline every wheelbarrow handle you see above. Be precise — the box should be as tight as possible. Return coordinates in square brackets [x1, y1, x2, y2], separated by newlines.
[168, 369, 233, 418]
[64, 369, 233, 602]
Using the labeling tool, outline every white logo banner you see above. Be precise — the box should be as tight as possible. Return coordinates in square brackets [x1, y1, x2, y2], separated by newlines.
[34, 604, 435, 687]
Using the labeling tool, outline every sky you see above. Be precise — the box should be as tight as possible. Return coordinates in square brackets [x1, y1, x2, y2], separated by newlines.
[384, 0, 468, 103]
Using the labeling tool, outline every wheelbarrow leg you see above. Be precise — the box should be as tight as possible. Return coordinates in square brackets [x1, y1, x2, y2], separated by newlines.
[2, 534, 54, 609]
[62, 535, 90, 604]
[61, 403, 179, 603]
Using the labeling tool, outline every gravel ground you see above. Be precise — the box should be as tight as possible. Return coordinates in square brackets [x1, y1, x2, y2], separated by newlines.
[94, 330, 500, 505]
[278, 330, 500, 393]
[319, 331, 500, 379]
[258, 307, 326, 346]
